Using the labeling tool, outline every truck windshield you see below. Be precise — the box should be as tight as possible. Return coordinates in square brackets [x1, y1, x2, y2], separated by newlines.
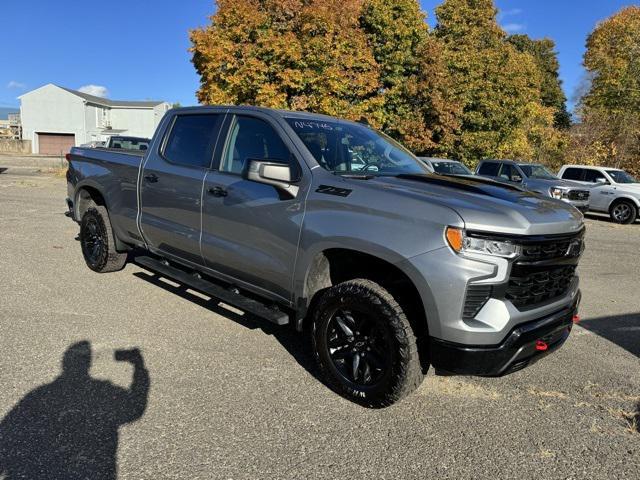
[606, 170, 637, 184]
[285, 118, 427, 176]
[431, 161, 472, 175]
[518, 164, 557, 180]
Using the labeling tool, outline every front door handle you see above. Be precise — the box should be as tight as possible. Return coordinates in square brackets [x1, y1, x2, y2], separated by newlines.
[144, 173, 159, 183]
[208, 186, 228, 197]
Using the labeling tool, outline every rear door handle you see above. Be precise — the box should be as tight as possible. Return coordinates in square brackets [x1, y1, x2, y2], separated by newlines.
[144, 173, 159, 183]
[208, 186, 228, 197]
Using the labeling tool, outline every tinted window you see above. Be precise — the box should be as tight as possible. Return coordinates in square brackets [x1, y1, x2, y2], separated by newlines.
[562, 167, 583, 181]
[518, 164, 556, 180]
[286, 118, 426, 176]
[431, 161, 472, 175]
[498, 164, 522, 182]
[163, 115, 222, 168]
[221, 116, 292, 174]
[584, 169, 607, 183]
[478, 162, 500, 176]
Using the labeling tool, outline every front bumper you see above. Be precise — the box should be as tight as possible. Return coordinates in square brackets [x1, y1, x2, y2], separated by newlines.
[430, 291, 580, 376]
[562, 198, 589, 212]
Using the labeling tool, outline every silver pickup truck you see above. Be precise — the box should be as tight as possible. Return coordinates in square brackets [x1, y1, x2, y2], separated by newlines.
[66, 106, 584, 407]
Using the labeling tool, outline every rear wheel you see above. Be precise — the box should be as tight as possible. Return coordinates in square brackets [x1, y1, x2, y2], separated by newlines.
[79, 204, 127, 272]
[610, 200, 637, 224]
[311, 279, 424, 407]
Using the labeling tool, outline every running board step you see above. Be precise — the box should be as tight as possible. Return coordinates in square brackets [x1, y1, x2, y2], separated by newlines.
[134, 255, 289, 325]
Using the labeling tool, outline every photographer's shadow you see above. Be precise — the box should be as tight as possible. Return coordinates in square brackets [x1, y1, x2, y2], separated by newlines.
[0, 341, 149, 480]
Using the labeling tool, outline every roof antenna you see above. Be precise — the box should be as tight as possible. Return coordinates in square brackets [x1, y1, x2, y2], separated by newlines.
[357, 116, 371, 126]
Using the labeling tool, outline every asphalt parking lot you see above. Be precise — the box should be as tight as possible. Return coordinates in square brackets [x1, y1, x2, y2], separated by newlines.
[0, 169, 638, 479]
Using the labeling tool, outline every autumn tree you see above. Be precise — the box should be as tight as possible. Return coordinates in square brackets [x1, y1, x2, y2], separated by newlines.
[508, 35, 571, 129]
[359, 0, 460, 154]
[434, 0, 563, 165]
[190, 0, 381, 121]
[570, 6, 640, 175]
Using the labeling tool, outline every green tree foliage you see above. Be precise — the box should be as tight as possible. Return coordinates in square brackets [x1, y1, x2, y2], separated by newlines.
[191, 0, 568, 167]
[571, 6, 640, 175]
[359, 0, 460, 153]
[508, 35, 571, 129]
[434, 0, 564, 165]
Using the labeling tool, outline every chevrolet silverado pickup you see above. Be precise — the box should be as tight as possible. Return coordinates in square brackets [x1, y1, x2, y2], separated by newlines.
[66, 106, 584, 407]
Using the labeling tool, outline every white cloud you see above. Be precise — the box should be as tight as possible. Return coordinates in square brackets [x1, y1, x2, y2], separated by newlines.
[78, 84, 109, 98]
[499, 8, 523, 19]
[7, 80, 26, 89]
[503, 23, 526, 33]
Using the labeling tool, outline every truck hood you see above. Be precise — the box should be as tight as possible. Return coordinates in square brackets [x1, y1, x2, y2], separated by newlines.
[613, 183, 640, 196]
[366, 174, 584, 236]
[522, 177, 589, 193]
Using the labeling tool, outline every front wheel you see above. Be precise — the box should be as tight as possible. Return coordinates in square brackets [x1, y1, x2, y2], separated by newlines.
[311, 279, 424, 407]
[610, 200, 637, 224]
[79, 204, 127, 272]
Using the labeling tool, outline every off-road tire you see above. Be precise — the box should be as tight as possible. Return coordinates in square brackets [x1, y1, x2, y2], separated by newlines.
[311, 279, 424, 408]
[79, 204, 127, 272]
[609, 199, 637, 224]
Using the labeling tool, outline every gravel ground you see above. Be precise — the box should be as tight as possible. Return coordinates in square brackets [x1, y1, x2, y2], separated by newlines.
[0, 171, 638, 479]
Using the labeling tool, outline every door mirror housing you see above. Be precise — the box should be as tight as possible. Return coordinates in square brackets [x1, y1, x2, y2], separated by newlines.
[595, 177, 609, 185]
[243, 159, 299, 197]
[512, 174, 523, 183]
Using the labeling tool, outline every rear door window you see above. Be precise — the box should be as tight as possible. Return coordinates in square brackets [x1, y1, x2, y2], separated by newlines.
[163, 114, 224, 168]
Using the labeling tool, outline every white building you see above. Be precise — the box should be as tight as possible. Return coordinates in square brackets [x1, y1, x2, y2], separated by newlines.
[19, 84, 171, 154]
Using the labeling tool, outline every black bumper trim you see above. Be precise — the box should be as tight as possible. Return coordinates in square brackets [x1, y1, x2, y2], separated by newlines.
[430, 292, 580, 377]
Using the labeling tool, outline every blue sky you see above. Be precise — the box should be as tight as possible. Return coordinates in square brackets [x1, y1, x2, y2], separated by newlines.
[0, 1, 633, 112]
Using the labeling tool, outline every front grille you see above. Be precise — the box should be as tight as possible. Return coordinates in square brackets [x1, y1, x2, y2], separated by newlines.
[506, 265, 576, 308]
[520, 236, 583, 262]
[567, 190, 590, 201]
[463, 284, 492, 319]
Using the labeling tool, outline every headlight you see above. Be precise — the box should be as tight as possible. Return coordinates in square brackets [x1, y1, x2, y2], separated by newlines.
[445, 227, 520, 258]
[549, 187, 564, 199]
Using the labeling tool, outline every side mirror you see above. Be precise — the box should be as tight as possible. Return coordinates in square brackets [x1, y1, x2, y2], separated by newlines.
[595, 177, 609, 185]
[512, 175, 523, 183]
[243, 159, 299, 197]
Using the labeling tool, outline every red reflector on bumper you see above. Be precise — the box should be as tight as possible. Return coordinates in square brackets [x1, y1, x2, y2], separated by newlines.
[572, 315, 580, 324]
[535, 340, 548, 351]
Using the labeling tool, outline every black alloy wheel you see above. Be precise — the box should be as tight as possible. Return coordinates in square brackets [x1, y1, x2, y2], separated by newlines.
[79, 204, 127, 273]
[311, 279, 424, 407]
[325, 308, 392, 387]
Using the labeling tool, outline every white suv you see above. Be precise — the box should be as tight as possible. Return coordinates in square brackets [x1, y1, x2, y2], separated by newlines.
[558, 165, 640, 224]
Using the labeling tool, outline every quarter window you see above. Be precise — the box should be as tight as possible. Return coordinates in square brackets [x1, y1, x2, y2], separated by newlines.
[163, 114, 223, 168]
[221, 116, 292, 174]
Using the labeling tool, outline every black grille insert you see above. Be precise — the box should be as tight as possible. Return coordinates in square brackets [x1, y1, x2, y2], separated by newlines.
[567, 190, 589, 201]
[506, 265, 576, 308]
[463, 285, 492, 319]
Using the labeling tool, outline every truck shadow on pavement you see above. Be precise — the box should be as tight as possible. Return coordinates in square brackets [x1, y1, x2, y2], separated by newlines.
[0, 341, 149, 480]
[132, 270, 321, 382]
[579, 312, 640, 358]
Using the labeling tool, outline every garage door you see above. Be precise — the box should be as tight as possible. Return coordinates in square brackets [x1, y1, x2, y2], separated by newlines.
[38, 133, 75, 155]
